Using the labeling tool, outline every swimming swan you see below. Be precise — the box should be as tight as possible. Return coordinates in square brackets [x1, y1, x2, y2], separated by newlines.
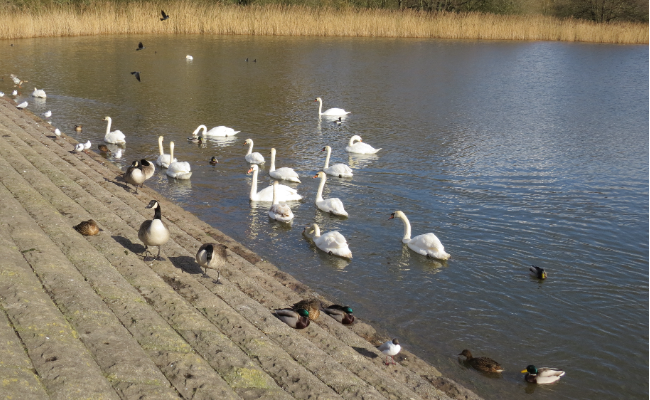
[32, 88, 46, 98]
[345, 135, 381, 154]
[302, 223, 352, 259]
[188, 125, 207, 142]
[156, 136, 176, 168]
[103, 116, 126, 144]
[313, 172, 348, 217]
[244, 139, 265, 164]
[270, 148, 300, 183]
[315, 97, 350, 117]
[268, 181, 294, 222]
[166, 141, 192, 179]
[204, 125, 239, 137]
[322, 146, 353, 178]
[247, 164, 301, 202]
[389, 210, 450, 260]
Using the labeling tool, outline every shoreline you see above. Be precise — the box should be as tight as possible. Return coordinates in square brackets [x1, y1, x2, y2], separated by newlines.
[0, 95, 482, 399]
[0, 2, 647, 44]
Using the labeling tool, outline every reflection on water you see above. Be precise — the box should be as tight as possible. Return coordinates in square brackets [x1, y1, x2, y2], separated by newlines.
[1, 35, 647, 400]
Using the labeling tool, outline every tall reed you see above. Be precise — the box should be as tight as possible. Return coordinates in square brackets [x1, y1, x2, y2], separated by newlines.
[0, 2, 646, 44]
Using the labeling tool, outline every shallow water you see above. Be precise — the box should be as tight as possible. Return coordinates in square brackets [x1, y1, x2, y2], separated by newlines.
[1, 34, 647, 400]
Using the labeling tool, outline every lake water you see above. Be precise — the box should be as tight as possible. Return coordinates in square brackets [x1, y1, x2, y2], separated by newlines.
[1, 34, 647, 400]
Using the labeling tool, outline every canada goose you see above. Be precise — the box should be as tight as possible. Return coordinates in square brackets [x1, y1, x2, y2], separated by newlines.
[274, 308, 310, 329]
[140, 159, 155, 180]
[458, 350, 504, 373]
[292, 299, 320, 321]
[378, 338, 401, 365]
[138, 200, 170, 261]
[195, 243, 228, 281]
[322, 304, 355, 325]
[73, 219, 100, 236]
[123, 161, 146, 193]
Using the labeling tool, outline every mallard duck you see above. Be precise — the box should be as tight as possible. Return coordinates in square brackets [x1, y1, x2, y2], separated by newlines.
[209, 156, 218, 165]
[138, 200, 170, 261]
[73, 219, 100, 236]
[196, 243, 228, 281]
[322, 304, 355, 325]
[274, 308, 310, 329]
[98, 144, 110, 153]
[458, 350, 504, 373]
[530, 265, 547, 279]
[140, 159, 155, 180]
[197, 137, 207, 148]
[521, 365, 565, 384]
[292, 299, 320, 321]
[378, 338, 401, 365]
[123, 161, 146, 193]
[75, 124, 82, 132]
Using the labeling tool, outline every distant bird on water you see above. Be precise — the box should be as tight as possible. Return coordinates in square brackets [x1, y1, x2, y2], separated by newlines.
[186, 55, 193, 60]
[136, 42, 145, 51]
[530, 265, 547, 279]
[458, 349, 504, 373]
[160, 10, 169, 21]
[209, 156, 218, 165]
[75, 124, 82, 132]
[16, 101, 27, 109]
[42, 110, 52, 118]
[98, 144, 110, 153]
[131, 71, 141, 82]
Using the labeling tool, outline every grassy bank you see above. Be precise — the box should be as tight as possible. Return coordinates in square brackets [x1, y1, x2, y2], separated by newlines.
[0, 1, 646, 44]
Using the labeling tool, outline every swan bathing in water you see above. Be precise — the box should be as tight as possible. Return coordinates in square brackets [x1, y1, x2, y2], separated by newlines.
[389, 210, 450, 260]
[315, 97, 350, 117]
[156, 136, 176, 168]
[321, 146, 353, 178]
[303, 223, 352, 259]
[313, 172, 348, 217]
[270, 148, 300, 183]
[103, 116, 126, 144]
[205, 125, 239, 137]
[165, 141, 192, 179]
[248, 164, 301, 202]
[345, 135, 381, 154]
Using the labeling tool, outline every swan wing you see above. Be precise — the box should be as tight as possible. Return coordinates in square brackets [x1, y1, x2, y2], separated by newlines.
[256, 184, 302, 202]
[156, 154, 176, 168]
[246, 152, 265, 164]
[317, 198, 348, 216]
[316, 231, 352, 258]
[105, 130, 126, 144]
[324, 163, 353, 177]
[346, 142, 380, 154]
[270, 167, 301, 183]
[206, 126, 240, 137]
[322, 108, 349, 116]
[269, 204, 294, 221]
[408, 233, 450, 260]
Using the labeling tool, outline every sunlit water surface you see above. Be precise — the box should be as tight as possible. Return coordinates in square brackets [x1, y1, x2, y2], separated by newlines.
[1, 35, 647, 400]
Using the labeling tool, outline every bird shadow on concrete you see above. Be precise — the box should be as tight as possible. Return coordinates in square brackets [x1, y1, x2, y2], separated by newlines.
[112, 235, 145, 254]
[168, 255, 201, 274]
[353, 347, 378, 359]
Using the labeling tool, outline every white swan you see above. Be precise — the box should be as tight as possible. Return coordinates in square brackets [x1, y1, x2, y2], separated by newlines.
[389, 210, 450, 260]
[315, 97, 350, 117]
[103, 116, 126, 144]
[268, 181, 294, 222]
[322, 146, 353, 178]
[156, 136, 176, 168]
[188, 125, 207, 141]
[32, 88, 46, 98]
[303, 223, 352, 259]
[345, 135, 381, 154]
[248, 164, 301, 202]
[270, 148, 300, 183]
[205, 125, 239, 137]
[166, 141, 192, 179]
[244, 139, 265, 164]
[313, 172, 348, 217]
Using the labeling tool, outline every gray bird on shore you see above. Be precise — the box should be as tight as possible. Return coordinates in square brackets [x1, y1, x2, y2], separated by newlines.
[131, 71, 141, 82]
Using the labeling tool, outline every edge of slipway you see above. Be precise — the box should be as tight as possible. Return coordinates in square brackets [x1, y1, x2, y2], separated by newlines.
[0, 96, 482, 400]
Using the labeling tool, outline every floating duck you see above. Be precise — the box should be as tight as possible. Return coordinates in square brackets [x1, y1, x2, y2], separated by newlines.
[530, 265, 547, 279]
[322, 304, 355, 325]
[209, 156, 218, 165]
[292, 299, 320, 321]
[75, 125, 82, 132]
[378, 338, 401, 365]
[73, 219, 100, 236]
[521, 365, 565, 384]
[458, 350, 504, 373]
[274, 308, 310, 329]
[98, 144, 110, 153]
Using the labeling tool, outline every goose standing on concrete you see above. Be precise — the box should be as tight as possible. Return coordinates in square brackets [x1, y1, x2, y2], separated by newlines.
[103, 116, 126, 144]
[138, 200, 170, 261]
[140, 159, 155, 180]
[123, 160, 146, 193]
[196, 243, 228, 281]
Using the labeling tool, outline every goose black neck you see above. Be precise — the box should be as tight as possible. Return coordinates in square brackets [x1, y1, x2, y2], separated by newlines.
[206, 244, 214, 261]
[153, 205, 162, 220]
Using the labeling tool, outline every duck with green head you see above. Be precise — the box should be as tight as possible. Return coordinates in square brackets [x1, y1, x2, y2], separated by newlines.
[275, 308, 310, 329]
[521, 365, 565, 384]
[529, 265, 547, 279]
[322, 304, 355, 325]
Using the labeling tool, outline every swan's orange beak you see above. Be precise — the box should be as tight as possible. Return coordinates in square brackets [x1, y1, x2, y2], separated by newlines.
[313, 174, 319, 178]
[247, 167, 253, 174]
[388, 213, 395, 220]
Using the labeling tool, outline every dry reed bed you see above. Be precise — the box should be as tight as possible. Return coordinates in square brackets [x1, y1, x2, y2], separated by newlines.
[0, 2, 647, 44]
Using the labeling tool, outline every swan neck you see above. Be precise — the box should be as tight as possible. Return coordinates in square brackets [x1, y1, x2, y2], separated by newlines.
[250, 167, 258, 199]
[105, 117, 111, 135]
[270, 149, 276, 171]
[349, 136, 356, 146]
[399, 214, 412, 241]
[318, 98, 323, 115]
[312, 224, 321, 238]
[169, 142, 174, 162]
[247, 140, 254, 155]
[272, 181, 278, 205]
[323, 147, 331, 169]
[315, 174, 326, 202]
[158, 136, 164, 156]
